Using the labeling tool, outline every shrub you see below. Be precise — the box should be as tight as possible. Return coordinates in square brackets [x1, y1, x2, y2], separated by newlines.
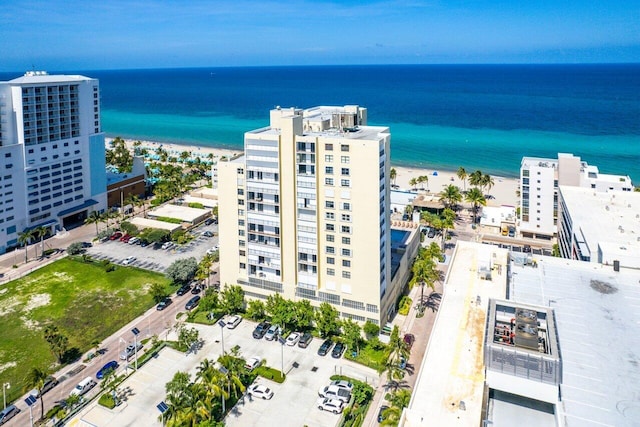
[67, 242, 84, 255]
[397, 296, 412, 316]
[156, 216, 182, 224]
[188, 202, 204, 209]
[105, 264, 116, 273]
[98, 393, 116, 409]
[255, 366, 286, 383]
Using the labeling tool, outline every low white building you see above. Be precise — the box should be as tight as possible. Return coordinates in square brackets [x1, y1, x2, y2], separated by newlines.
[557, 185, 640, 268]
[480, 205, 516, 230]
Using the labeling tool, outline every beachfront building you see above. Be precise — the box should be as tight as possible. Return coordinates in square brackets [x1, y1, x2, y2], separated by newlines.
[557, 185, 640, 268]
[0, 71, 107, 254]
[218, 105, 396, 325]
[518, 153, 633, 240]
[107, 156, 147, 209]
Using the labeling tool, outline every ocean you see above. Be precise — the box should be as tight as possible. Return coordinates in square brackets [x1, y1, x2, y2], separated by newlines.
[2, 64, 639, 182]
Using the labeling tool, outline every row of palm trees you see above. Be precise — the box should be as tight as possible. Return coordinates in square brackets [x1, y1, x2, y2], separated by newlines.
[438, 184, 487, 223]
[84, 194, 146, 236]
[456, 167, 494, 194]
[16, 225, 50, 264]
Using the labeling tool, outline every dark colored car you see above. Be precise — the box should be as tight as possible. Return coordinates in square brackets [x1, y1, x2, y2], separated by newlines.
[176, 284, 192, 296]
[331, 342, 345, 358]
[38, 376, 59, 397]
[298, 332, 313, 348]
[96, 360, 118, 379]
[156, 297, 172, 311]
[203, 230, 214, 237]
[81, 242, 92, 248]
[427, 228, 436, 238]
[377, 405, 389, 423]
[204, 218, 215, 225]
[191, 284, 202, 294]
[185, 295, 201, 310]
[317, 339, 334, 356]
[403, 333, 415, 350]
[252, 321, 270, 339]
[109, 232, 123, 241]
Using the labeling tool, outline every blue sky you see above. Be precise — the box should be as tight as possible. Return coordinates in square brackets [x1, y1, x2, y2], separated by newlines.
[1, 0, 638, 71]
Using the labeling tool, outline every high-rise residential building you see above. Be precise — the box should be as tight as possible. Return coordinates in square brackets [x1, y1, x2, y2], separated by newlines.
[0, 71, 107, 253]
[218, 106, 394, 325]
[519, 153, 633, 239]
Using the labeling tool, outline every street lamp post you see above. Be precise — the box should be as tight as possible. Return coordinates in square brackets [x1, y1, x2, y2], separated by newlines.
[217, 366, 229, 413]
[217, 320, 227, 354]
[277, 334, 286, 378]
[132, 327, 140, 371]
[2, 382, 9, 409]
[25, 395, 36, 427]
[157, 401, 168, 426]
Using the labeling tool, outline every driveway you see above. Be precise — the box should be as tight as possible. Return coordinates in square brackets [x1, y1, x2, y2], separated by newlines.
[69, 319, 379, 427]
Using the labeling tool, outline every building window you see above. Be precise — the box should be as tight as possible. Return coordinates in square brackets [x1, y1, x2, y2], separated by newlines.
[325, 143, 333, 151]
[326, 246, 335, 254]
[341, 226, 351, 233]
[237, 188, 244, 195]
[326, 224, 335, 231]
[325, 200, 334, 209]
[325, 212, 335, 220]
[341, 248, 351, 257]
[342, 271, 351, 279]
[325, 178, 334, 186]
[341, 202, 351, 211]
[325, 166, 333, 175]
[342, 237, 350, 244]
[341, 156, 349, 164]
[340, 179, 350, 187]
[325, 155, 333, 162]
[327, 257, 335, 265]
[327, 268, 335, 276]
[341, 214, 351, 222]
[326, 234, 334, 242]
[341, 144, 349, 152]
[342, 260, 351, 267]
[341, 168, 349, 176]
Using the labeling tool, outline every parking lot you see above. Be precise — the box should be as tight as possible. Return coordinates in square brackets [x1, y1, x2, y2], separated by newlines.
[86, 223, 219, 272]
[72, 318, 378, 427]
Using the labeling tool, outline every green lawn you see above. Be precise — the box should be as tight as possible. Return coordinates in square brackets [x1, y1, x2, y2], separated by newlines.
[0, 257, 171, 403]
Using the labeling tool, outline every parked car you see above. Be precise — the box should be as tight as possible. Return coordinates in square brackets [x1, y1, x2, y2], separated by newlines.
[203, 230, 214, 237]
[156, 297, 172, 311]
[427, 228, 436, 238]
[331, 342, 345, 358]
[247, 384, 273, 400]
[285, 332, 300, 346]
[244, 356, 261, 371]
[226, 315, 242, 329]
[264, 324, 281, 341]
[70, 377, 96, 396]
[128, 237, 140, 245]
[207, 246, 219, 255]
[377, 405, 389, 422]
[119, 342, 143, 360]
[30, 376, 58, 398]
[185, 295, 201, 310]
[176, 284, 192, 296]
[318, 384, 351, 403]
[190, 285, 202, 294]
[317, 339, 334, 356]
[204, 218, 215, 226]
[96, 361, 118, 379]
[0, 405, 20, 425]
[81, 242, 92, 248]
[316, 397, 345, 414]
[162, 241, 174, 250]
[252, 321, 270, 339]
[403, 333, 415, 350]
[109, 232, 123, 241]
[120, 233, 131, 243]
[508, 226, 516, 237]
[122, 256, 136, 265]
[298, 331, 313, 348]
[329, 380, 353, 393]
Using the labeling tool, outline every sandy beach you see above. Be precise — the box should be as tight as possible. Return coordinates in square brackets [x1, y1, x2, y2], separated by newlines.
[107, 138, 519, 207]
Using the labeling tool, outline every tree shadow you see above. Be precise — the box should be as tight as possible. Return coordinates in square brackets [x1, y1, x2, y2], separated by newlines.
[384, 378, 411, 393]
[62, 347, 82, 364]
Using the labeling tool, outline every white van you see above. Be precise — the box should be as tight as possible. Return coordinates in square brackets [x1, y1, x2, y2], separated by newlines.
[70, 377, 96, 397]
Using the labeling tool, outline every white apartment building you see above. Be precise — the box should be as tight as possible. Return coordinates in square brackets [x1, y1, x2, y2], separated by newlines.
[557, 185, 640, 268]
[519, 153, 633, 239]
[218, 106, 395, 325]
[0, 72, 107, 253]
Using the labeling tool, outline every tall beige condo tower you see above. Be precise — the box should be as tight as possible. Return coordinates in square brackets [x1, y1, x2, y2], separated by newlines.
[218, 106, 393, 325]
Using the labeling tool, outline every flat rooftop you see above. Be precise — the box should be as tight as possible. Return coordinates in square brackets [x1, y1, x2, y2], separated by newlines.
[148, 204, 209, 223]
[510, 255, 640, 426]
[401, 241, 510, 426]
[8, 72, 93, 84]
[560, 185, 640, 258]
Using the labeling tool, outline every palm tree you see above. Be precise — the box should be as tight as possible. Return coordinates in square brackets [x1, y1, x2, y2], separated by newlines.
[465, 187, 487, 225]
[482, 173, 495, 195]
[390, 168, 397, 186]
[457, 167, 467, 191]
[412, 257, 438, 311]
[85, 210, 102, 236]
[24, 367, 49, 420]
[385, 326, 409, 390]
[468, 170, 484, 188]
[33, 226, 49, 259]
[408, 177, 417, 191]
[440, 208, 456, 250]
[417, 175, 429, 191]
[438, 184, 462, 209]
[17, 229, 34, 263]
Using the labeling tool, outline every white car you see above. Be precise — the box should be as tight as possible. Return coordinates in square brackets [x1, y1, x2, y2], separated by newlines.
[247, 384, 274, 400]
[317, 397, 345, 414]
[244, 356, 261, 371]
[226, 315, 242, 329]
[119, 342, 143, 360]
[207, 246, 219, 255]
[122, 256, 136, 265]
[329, 379, 354, 393]
[285, 332, 300, 346]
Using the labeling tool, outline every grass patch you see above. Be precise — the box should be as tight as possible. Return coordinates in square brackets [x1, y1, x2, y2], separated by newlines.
[345, 342, 388, 373]
[155, 216, 182, 224]
[0, 257, 170, 403]
[98, 393, 116, 409]
[255, 365, 286, 383]
[187, 310, 222, 325]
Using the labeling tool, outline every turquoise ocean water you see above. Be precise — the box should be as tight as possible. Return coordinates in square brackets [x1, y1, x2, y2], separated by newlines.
[4, 65, 638, 181]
